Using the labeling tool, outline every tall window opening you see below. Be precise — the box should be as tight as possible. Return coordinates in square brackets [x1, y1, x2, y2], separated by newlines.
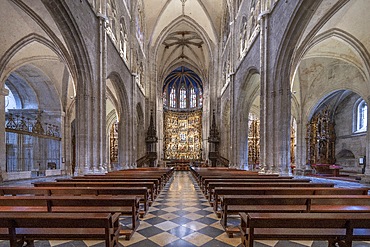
[162, 66, 203, 160]
[179, 85, 187, 109]
[356, 100, 367, 132]
[170, 87, 176, 108]
[163, 91, 167, 107]
[199, 90, 203, 107]
[5, 85, 17, 112]
[190, 87, 196, 108]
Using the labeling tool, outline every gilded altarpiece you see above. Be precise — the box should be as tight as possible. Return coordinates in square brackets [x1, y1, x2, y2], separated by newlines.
[248, 119, 260, 165]
[306, 108, 336, 164]
[164, 110, 202, 160]
[110, 122, 119, 163]
[247, 119, 296, 166]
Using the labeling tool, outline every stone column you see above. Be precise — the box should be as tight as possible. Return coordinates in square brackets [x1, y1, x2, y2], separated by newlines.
[95, 13, 107, 172]
[259, 9, 273, 174]
[259, 7, 291, 175]
[75, 93, 91, 175]
[131, 73, 137, 165]
[295, 118, 307, 172]
[362, 98, 370, 182]
[274, 88, 292, 176]
[0, 88, 7, 182]
[63, 108, 71, 175]
[229, 73, 237, 165]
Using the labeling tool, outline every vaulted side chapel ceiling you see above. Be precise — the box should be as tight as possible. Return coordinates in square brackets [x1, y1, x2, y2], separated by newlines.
[143, 0, 225, 78]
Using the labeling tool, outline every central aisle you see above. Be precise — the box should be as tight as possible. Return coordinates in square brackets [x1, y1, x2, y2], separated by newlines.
[122, 171, 241, 247]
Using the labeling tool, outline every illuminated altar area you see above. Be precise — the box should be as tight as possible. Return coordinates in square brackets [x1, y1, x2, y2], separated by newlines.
[162, 66, 203, 161]
[164, 110, 202, 160]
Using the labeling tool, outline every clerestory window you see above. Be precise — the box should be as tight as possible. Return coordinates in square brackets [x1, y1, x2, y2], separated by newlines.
[162, 66, 203, 111]
[356, 100, 367, 132]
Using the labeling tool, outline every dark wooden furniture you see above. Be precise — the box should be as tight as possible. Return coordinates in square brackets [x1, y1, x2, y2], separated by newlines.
[240, 212, 370, 247]
[212, 187, 369, 216]
[34, 181, 156, 205]
[0, 195, 140, 240]
[206, 181, 334, 203]
[0, 212, 120, 247]
[69, 176, 162, 191]
[0, 186, 150, 217]
[220, 194, 370, 237]
[311, 164, 343, 177]
[200, 176, 293, 193]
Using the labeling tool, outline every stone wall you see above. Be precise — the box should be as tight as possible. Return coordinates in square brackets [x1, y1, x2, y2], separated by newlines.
[335, 93, 366, 173]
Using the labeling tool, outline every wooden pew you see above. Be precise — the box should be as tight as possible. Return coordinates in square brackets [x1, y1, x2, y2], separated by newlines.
[34, 181, 157, 204]
[239, 212, 370, 247]
[197, 173, 283, 183]
[206, 181, 334, 202]
[213, 187, 369, 216]
[0, 195, 140, 240]
[0, 212, 120, 247]
[60, 177, 162, 193]
[220, 194, 370, 237]
[204, 178, 310, 193]
[200, 176, 294, 192]
[98, 168, 173, 188]
[106, 170, 171, 184]
[192, 170, 263, 184]
[0, 186, 150, 217]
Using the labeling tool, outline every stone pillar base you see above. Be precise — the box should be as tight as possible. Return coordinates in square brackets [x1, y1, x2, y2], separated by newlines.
[359, 175, 370, 184]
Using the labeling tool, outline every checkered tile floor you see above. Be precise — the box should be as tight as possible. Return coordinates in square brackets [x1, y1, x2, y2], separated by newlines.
[1, 171, 370, 246]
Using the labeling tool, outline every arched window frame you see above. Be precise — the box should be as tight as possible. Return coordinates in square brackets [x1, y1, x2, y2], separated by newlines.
[163, 91, 167, 107]
[179, 84, 187, 109]
[4, 85, 18, 112]
[354, 99, 367, 133]
[199, 90, 203, 108]
[190, 86, 196, 108]
[170, 87, 176, 108]
[162, 67, 203, 111]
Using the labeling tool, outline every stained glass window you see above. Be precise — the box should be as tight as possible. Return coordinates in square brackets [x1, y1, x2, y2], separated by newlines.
[357, 100, 367, 132]
[180, 85, 186, 108]
[163, 66, 203, 110]
[163, 91, 167, 106]
[170, 88, 176, 108]
[190, 87, 196, 108]
[199, 90, 203, 107]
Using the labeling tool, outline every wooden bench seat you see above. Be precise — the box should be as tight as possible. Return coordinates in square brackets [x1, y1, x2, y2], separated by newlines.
[0, 212, 120, 247]
[220, 194, 370, 237]
[71, 176, 163, 191]
[33, 181, 157, 203]
[212, 187, 369, 215]
[0, 195, 140, 240]
[193, 171, 266, 184]
[239, 212, 370, 247]
[206, 181, 334, 202]
[0, 186, 150, 217]
[106, 170, 171, 184]
[200, 176, 293, 192]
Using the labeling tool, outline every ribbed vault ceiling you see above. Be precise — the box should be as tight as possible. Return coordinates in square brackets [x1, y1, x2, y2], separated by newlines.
[143, 0, 225, 80]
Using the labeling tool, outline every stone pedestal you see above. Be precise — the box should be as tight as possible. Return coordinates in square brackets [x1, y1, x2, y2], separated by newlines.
[359, 175, 370, 184]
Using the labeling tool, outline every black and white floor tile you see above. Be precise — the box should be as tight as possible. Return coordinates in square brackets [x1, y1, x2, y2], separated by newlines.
[1, 172, 370, 246]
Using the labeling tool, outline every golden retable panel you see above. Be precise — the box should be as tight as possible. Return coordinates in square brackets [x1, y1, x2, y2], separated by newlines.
[164, 110, 202, 160]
